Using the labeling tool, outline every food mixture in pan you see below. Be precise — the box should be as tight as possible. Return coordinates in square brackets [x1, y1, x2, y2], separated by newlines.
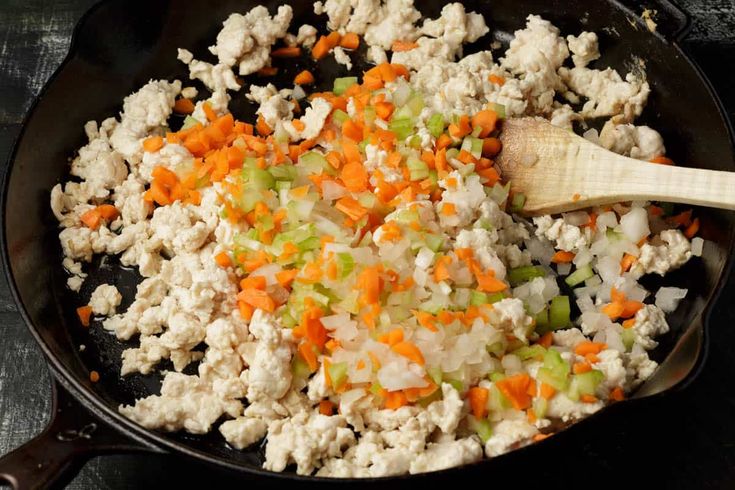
[51, 0, 704, 477]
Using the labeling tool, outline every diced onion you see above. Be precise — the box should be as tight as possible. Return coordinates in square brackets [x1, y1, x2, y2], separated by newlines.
[655, 287, 688, 313]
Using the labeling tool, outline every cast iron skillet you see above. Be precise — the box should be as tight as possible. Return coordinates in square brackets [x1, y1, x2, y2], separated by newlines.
[1, 0, 733, 488]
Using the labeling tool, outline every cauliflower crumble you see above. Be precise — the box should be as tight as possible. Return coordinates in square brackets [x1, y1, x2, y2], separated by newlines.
[52, 0, 699, 478]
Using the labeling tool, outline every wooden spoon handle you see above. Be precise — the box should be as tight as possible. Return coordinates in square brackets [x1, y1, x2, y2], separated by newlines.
[609, 160, 735, 210]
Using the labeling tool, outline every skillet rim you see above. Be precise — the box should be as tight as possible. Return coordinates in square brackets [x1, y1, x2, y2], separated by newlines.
[1, 0, 734, 480]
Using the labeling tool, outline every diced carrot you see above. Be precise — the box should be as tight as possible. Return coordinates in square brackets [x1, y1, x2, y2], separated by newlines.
[435, 133, 453, 151]
[294, 70, 315, 85]
[433, 255, 451, 283]
[482, 137, 502, 157]
[670, 209, 693, 227]
[214, 252, 232, 268]
[276, 269, 299, 288]
[256, 115, 273, 136]
[173, 98, 196, 114]
[573, 362, 592, 374]
[538, 332, 553, 348]
[391, 341, 425, 365]
[76, 306, 93, 327]
[292, 119, 306, 132]
[468, 386, 489, 419]
[391, 40, 419, 52]
[272, 46, 301, 58]
[551, 251, 575, 263]
[356, 266, 381, 305]
[610, 386, 625, 401]
[342, 120, 364, 141]
[312, 32, 341, 60]
[685, 218, 700, 239]
[319, 400, 335, 415]
[441, 202, 456, 216]
[620, 253, 637, 272]
[574, 341, 607, 356]
[580, 394, 598, 404]
[622, 318, 636, 329]
[339, 32, 360, 49]
[374, 101, 394, 120]
[257, 66, 279, 76]
[237, 288, 275, 312]
[238, 301, 254, 322]
[650, 155, 675, 165]
[80, 208, 102, 230]
[495, 373, 532, 410]
[475, 270, 508, 293]
[540, 382, 556, 400]
[448, 115, 471, 138]
[202, 102, 217, 122]
[384, 390, 408, 409]
[601, 301, 625, 320]
[471, 110, 498, 138]
[340, 162, 369, 192]
[621, 300, 644, 319]
[533, 433, 551, 442]
[488, 74, 506, 86]
[298, 341, 318, 372]
[240, 275, 266, 290]
[336, 196, 368, 221]
[143, 136, 164, 153]
[413, 310, 438, 332]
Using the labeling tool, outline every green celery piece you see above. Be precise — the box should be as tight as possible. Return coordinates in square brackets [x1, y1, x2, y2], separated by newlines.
[512, 344, 547, 361]
[568, 370, 604, 400]
[299, 151, 329, 175]
[533, 397, 548, 419]
[510, 193, 526, 213]
[488, 372, 506, 383]
[565, 264, 594, 287]
[407, 157, 429, 181]
[508, 266, 546, 286]
[181, 115, 201, 130]
[243, 167, 275, 190]
[491, 103, 506, 119]
[446, 148, 459, 160]
[427, 367, 443, 386]
[536, 348, 570, 391]
[447, 379, 464, 393]
[363, 106, 376, 126]
[332, 109, 350, 125]
[535, 307, 550, 333]
[549, 296, 571, 330]
[487, 292, 506, 304]
[417, 387, 443, 407]
[239, 192, 262, 213]
[333, 77, 358, 96]
[337, 253, 355, 278]
[297, 236, 320, 252]
[467, 416, 493, 444]
[268, 164, 298, 181]
[621, 328, 636, 351]
[470, 291, 489, 306]
[275, 180, 291, 191]
[486, 342, 505, 356]
[281, 311, 297, 328]
[427, 114, 445, 138]
[424, 234, 444, 252]
[393, 105, 414, 120]
[488, 384, 511, 411]
[291, 356, 313, 378]
[370, 380, 383, 395]
[407, 92, 424, 116]
[389, 117, 414, 140]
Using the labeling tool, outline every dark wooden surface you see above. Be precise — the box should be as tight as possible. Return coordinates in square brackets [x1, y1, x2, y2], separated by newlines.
[1, 1, 735, 488]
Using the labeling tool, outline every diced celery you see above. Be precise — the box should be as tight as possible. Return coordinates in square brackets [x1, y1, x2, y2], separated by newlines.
[389, 117, 414, 140]
[332, 109, 350, 126]
[512, 344, 547, 361]
[268, 164, 298, 181]
[407, 157, 429, 181]
[275, 180, 291, 191]
[621, 328, 636, 351]
[333, 77, 358, 96]
[492, 103, 506, 119]
[471, 126, 483, 138]
[281, 311, 297, 328]
[549, 296, 571, 330]
[392, 208, 419, 225]
[427, 114, 445, 138]
[564, 264, 594, 287]
[510, 193, 526, 213]
[428, 367, 443, 386]
[462, 136, 483, 159]
[489, 372, 506, 383]
[535, 307, 549, 333]
[370, 380, 383, 395]
[424, 234, 444, 252]
[297, 236, 320, 252]
[417, 387, 443, 407]
[337, 252, 355, 278]
[488, 384, 511, 411]
[239, 192, 262, 213]
[532, 398, 548, 419]
[486, 342, 505, 356]
[291, 356, 312, 378]
[357, 192, 377, 209]
[568, 370, 604, 401]
[447, 379, 464, 393]
[299, 151, 329, 175]
[409, 135, 422, 148]
[471, 291, 490, 306]
[487, 292, 506, 304]
[508, 266, 546, 286]
[258, 214, 274, 231]
[181, 115, 201, 130]
[407, 93, 424, 116]
[328, 362, 349, 388]
[536, 349, 570, 391]
[243, 167, 275, 190]
[446, 148, 459, 160]
[467, 416, 493, 444]
[393, 105, 414, 121]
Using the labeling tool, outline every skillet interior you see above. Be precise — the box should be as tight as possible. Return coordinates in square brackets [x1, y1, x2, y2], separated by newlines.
[3, 0, 734, 476]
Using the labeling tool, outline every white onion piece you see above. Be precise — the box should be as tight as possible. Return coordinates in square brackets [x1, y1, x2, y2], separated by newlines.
[321, 181, 348, 200]
[620, 207, 650, 243]
[415, 247, 435, 269]
[564, 211, 590, 226]
[691, 237, 704, 257]
[251, 263, 282, 285]
[597, 211, 618, 230]
[501, 354, 522, 374]
[557, 263, 572, 276]
[655, 287, 688, 313]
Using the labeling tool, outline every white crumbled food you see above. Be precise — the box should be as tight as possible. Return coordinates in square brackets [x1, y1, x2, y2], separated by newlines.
[567, 32, 600, 68]
[89, 284, 122, 316]
[632, 229, 692, 276]
[52, 2, 697, 478]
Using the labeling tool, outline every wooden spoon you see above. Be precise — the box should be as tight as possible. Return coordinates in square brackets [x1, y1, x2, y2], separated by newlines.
[495, 117, 735, 216]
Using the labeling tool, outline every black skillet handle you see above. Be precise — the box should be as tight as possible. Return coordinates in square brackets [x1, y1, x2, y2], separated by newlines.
[0, 379, 159, 490]
[617, 0, 692, 43]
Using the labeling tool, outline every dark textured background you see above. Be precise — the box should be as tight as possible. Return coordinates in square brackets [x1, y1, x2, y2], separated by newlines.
[1, 0, 735, 488]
